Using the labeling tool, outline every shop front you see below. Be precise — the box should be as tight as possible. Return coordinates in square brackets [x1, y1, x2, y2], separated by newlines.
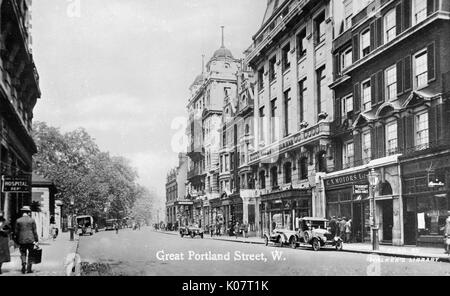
[401, 153, 450, 247]
[324, 171, 371, 243]
[260, 189, 312, 234]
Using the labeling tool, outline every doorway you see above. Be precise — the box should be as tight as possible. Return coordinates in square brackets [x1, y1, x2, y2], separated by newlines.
[380, 199, 393, 243]
[352, 202, 363, 242]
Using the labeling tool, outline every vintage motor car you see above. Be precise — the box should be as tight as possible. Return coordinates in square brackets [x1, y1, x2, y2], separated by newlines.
[179, 225, 204, 238]
[263, 217, 343, 251]
[295, 217, 343, 251]
[263, 228, 298, 248]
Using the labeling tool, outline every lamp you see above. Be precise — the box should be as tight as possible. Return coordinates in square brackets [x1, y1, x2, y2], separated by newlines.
[368, 169, 380, 251]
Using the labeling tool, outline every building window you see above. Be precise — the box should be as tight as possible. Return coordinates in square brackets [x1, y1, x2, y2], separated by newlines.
[416, 111, 429, 148]
[317, 151, 327, 173]
[385, 65, 397, 101]
[341, 95, 353, 122]
[314, 11, 326, 45]
[362, 132, 371, 161]
[341, 47, 352, 70]
[269, 56, 277, 82]
[362, 79, 371, 111]
[270, 166, 278, 188]
[282, 43, 290, 72]
[259, 106, 265, 144]
[259, 170, 266, 189]
[344, 0, 353, 30]
[298, 78, 307, 123]
[284, 89, 295, 137]
[317, 66, 326, 115]
[414, 0, 427, 24]
[343, 141, 354, 168]
[299, 157, 308, 180]
[361, 29, 371, 57]
[284, 162, 292, 184]
[386, 122, 398, 155]
[296, 29, 307, 59]
[271, 99, 278, 143]
[258, 67, 264, 91]
[384, 9, 397, 43]
[415, 50, 428, 88]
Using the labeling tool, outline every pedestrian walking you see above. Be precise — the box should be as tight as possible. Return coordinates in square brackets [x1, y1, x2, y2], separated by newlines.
[339, 217, 347, 242]
[14, 206, 39, 274]
[114, 222, 119, 234]
[345, 219, 352, 243]
[329, 216, 337, 237]
[241, 221, 248, 239]
[0, 211, 11, 275]
[234, 222, 240, 239]
[50, 223, 58, 240]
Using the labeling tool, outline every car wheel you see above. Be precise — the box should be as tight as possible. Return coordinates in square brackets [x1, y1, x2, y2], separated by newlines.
[303, 232, 310, 243]
[312, 238, 320, 251]
[335, 241, 343, 251]
[264, 236, 269, 246]
[289, 237, 297, 249]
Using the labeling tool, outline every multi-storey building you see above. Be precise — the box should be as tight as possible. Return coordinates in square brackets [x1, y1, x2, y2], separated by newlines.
[0, 0, 40, 223]
[246, 0, 344, 235]
[215, 53, 257, 235]
[186, 30, 241, 228]
[165, 153, 191, 228]
[329, 0, 450, 247]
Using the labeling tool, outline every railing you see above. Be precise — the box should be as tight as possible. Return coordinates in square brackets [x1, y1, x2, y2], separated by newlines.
[187, 167, 204, 179]
[250, 121, 331, 163]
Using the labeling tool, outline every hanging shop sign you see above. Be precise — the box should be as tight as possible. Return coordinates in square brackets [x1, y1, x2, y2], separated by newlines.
[353, 184, 369, 195]
[1, 176, 30, 193]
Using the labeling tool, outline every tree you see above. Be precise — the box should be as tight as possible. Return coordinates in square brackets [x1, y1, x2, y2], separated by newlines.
[32, 121, 154, 222]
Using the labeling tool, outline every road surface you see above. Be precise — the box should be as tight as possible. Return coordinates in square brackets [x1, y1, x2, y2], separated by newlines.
[76, 227, 450, 276]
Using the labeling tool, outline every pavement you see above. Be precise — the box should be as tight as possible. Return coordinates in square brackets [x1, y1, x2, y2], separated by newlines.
[158, 230, 450, 262]
[1, 231, 80, 276]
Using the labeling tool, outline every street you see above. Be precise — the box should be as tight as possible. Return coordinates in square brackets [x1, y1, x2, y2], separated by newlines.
[77, 227, 450, 276]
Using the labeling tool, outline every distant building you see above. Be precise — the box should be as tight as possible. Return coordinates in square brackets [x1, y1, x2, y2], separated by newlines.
[0, 0, 40, 225]
[165, 153, 191, 227]
[31, 173, 57, 240]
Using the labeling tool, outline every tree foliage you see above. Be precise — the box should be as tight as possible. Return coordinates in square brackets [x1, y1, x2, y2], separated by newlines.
[32, 121, 153, 221]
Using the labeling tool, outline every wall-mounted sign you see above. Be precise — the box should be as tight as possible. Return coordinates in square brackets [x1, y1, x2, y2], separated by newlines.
[353, 184, 369, 194]
[325, 171, 368, 188]
[2, 176, 30, 193]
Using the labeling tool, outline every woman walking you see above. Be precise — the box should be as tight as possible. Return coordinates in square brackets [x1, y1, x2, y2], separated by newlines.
[0, 211, 11, 274]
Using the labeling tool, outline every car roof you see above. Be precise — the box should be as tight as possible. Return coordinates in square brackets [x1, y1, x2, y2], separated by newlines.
[300, 217, 328, 222]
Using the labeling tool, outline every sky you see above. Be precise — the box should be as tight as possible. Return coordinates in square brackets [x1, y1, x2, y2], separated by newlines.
[31, 0, 267, 209]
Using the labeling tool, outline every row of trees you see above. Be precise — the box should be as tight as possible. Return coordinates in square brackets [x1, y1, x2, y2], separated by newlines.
[32, 121, 154, 223]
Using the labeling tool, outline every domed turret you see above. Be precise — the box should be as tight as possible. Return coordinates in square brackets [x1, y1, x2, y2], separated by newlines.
[213, 46, 234, 59]
[211, 26, 234, 60]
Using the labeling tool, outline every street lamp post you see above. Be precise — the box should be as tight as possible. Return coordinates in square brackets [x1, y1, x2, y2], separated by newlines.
[69, 197, 75, 241]
[368, 169, 380, 251]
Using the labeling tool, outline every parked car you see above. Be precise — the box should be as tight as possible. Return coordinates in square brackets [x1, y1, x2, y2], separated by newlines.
[263, 217, 343, 251]
[179, 225, 204, 238]
[263, 228, 298, 248]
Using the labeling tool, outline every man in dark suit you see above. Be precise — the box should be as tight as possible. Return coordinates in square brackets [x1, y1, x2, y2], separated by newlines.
[14, 206, 39, 274]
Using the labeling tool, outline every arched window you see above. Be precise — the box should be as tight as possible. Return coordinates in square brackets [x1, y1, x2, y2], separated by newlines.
[299, 157, 308, 180]
[284, 162, 292, 184]
[317, 151, 327, 173]
[380, 181, 393, 196]
[270, 166, 278, 188]
[259, 170, 266, 189]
